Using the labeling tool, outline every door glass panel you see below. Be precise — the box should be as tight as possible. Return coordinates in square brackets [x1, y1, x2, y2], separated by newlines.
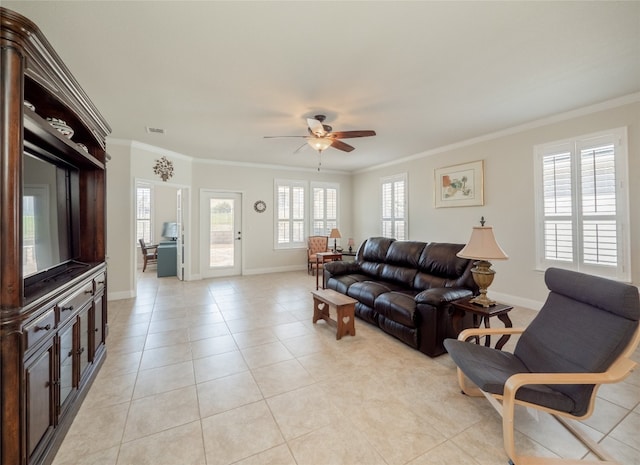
[209, 198, 234, 268]
[59, 324, 74, 405]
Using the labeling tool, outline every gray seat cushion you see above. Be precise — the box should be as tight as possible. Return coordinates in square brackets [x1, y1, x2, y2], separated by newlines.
[444, 339, 576, 413]
[444, 267, 640, 417]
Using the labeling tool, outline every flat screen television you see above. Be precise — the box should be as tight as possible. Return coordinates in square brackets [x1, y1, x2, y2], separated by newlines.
[22, 149, 80, 282]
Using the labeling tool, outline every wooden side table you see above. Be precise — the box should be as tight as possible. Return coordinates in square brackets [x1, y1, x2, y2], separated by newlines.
[315, 251, 342, 290]
[451, 298, 514, 350]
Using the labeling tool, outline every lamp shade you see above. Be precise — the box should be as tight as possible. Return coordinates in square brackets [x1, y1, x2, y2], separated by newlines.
[307, 137, 333, 152]
[457, 226, 508, 260]
[329, 228, 341, 239]
[348, 238, 355, 246]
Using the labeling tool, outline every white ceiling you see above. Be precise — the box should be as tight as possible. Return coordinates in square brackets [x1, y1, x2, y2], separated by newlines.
[5, 1, 640, 172]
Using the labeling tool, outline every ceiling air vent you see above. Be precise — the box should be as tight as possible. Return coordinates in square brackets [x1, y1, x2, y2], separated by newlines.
[145, 126, 165, 134]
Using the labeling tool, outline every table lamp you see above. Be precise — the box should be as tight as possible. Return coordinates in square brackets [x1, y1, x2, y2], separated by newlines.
[457, 222, 508, 307]
[329, 228, 341, 252]
[348, 238, 355, 253]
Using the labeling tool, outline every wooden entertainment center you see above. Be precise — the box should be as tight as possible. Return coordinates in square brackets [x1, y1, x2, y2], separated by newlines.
[1, 8, 111, 465]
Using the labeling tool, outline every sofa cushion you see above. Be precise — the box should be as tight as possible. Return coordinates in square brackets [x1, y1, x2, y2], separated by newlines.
[359, 237, 395, 278]
[327, 273, 370, 295]
[375, 291, 420, 328]
[414, 243, 470, 289]
[378, 241, 425, 286]
[347, 280, 403, 308]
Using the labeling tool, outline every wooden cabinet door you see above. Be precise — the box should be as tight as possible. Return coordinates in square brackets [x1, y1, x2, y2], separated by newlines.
[92, 292, 106, 359]
[57, 321, 75, 414]
[25, 343, 55, 461]
[78, 306, 91, 384]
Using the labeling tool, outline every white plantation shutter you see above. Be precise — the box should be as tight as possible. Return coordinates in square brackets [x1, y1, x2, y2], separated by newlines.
[534, 128, 629, 280]
[136, 183, 153, 243]
[311, 183, 339, 236]
[542, 149, 573, 262]
[275, 180, 306, 248]
[381, 174, 407, 240]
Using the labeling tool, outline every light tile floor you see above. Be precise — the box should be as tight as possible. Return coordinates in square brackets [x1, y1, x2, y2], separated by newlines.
[52, 270, 640, 465]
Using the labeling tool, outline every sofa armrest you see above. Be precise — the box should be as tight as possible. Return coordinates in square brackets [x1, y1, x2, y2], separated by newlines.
[415, 287, 474, 306]
[324, 260, 362, 277]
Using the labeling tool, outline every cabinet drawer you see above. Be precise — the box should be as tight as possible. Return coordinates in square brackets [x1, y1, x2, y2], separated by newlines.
[58, 281, 94, 325]
[24, 308, 56, 351]
[94, 272, 106, 294]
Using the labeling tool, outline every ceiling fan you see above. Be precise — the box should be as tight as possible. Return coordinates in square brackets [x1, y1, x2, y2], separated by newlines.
[264, 115, 376, 153]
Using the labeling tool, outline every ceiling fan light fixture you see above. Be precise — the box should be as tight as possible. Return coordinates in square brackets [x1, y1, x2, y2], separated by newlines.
[307, 137, 333, 152]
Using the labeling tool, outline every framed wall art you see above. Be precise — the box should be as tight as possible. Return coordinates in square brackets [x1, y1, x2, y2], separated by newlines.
[434, 160, 484, 208]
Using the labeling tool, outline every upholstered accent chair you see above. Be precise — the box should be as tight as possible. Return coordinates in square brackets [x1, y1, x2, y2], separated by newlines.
[445, 268, 640, 465]
[139, 239, 158, 272]
[307, 235, 329, 275]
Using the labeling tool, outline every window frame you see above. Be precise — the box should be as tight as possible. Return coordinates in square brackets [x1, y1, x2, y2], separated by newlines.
[380, 173, 408, 240]
[533, 127, 630, 281]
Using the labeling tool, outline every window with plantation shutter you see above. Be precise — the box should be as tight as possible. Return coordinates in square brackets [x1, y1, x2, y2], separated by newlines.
[275, 179, 306, 249]
[136, 182, 153, 244]
[311, 183, 339, 236]
[381, 173, 407, 240]
[534, 128, 629, 280]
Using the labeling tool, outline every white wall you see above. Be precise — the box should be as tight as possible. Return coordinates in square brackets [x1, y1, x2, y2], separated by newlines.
[106, 99, 638, 305]
[352, 99, 640, 308]
[153, 184, 178, 242]
[105, 143, 134, 299]
[105, 141, 353, 298]
[190, 161, 353, 277]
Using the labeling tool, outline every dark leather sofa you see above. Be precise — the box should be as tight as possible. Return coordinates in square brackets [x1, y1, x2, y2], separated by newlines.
[323, 237, 478, 357]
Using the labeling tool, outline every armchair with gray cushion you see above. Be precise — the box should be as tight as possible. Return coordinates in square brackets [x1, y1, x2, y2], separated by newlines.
[444, 268, 640, 464]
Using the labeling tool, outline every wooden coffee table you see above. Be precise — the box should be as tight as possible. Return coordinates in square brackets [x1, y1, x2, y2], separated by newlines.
[311, 288, 356, 340]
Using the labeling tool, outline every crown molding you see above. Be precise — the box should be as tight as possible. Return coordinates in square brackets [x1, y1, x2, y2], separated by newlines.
[356, 92, 640, 174]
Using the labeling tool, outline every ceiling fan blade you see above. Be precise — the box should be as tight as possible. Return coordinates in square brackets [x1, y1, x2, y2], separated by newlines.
[330, 139, 355, 152]
[330, 130, 376, 139]
[307, 118, 327, 137]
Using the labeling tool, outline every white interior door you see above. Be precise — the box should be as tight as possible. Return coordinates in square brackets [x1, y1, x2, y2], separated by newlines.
[200, 190, 242, 278]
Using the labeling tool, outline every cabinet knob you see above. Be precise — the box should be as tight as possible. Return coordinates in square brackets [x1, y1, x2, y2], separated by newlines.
[77, 347, 85, 355]
[94, 328, 99, 333]
[84, 290, 94, 295]
[62, 305, 74, 312]
[35, 324, 51, 332]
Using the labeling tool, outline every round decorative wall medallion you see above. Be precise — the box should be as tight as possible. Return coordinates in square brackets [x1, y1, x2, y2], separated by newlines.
[253, 200, 267, 213]
[153, 156, 174, 182]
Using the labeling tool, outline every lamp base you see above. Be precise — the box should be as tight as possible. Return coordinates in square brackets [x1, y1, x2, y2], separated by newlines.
[470, 260, 497, 308]
[469, 293, 496, 308]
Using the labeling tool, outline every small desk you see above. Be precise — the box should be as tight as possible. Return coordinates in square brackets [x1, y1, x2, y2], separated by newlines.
[452, 298, 513, 350]
[315, 252, 342, 290]
[157, 241, 177, 277]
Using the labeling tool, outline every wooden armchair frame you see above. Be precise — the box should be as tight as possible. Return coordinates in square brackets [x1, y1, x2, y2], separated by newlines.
[454, 325, 640, 465]
[307, 235, 329, 275]
[139, 238, 158, 272]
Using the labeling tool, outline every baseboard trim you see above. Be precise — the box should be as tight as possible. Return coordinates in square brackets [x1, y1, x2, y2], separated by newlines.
[108, 290, 136, 301]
